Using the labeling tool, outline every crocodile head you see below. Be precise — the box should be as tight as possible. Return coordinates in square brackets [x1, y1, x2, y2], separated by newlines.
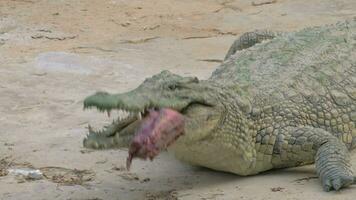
[83, 70, 223, 153]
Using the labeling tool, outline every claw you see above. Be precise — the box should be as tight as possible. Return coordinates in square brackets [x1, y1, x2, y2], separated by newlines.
[323, 179, 332, 192]
[93, 142, 99, 149]
[88, 125, 94, 133]
[332, 179, 342, 190]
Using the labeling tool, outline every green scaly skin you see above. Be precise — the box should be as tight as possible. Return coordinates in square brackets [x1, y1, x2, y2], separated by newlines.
[83, 19, 356, 191]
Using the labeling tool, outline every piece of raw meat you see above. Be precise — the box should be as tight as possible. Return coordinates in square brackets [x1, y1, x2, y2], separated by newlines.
[126, 108, 185, 170]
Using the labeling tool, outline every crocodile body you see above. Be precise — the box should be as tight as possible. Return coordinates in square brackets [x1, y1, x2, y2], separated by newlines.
[83, 19, 356, 191]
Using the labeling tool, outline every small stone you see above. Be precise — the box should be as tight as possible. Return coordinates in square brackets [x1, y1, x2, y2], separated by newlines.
[27, 172, 43, 180]
[140, 177, 151, 183]
[271, 187, 284, 192]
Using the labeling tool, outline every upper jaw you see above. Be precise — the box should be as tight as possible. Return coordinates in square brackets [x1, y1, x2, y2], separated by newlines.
[83, 92, 192, 120]
[82, 90, 215, 130]
[83, 92, 147, 115]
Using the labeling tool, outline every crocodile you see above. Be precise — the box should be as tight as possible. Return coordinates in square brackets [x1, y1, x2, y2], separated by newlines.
[82, 19, 356, 191]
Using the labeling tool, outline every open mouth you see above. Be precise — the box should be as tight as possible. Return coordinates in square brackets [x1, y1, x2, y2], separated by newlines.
[82, 89, 214, 169]
[126, 108, 185, 170]
[83, 104, 185, 170]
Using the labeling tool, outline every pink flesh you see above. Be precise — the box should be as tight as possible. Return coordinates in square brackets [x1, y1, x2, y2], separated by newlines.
[126, 108, 185, 170]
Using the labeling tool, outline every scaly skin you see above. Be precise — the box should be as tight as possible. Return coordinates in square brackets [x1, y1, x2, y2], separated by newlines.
[83, 19, 356, 191]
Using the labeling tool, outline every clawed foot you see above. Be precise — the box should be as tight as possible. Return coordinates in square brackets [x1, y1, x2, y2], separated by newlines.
[322, 175, 355, 191]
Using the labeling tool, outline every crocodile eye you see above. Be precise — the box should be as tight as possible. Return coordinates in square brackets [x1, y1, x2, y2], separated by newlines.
[168, 85, 177, 90]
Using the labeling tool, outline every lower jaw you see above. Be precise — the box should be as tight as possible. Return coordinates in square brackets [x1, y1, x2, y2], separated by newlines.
[83, 119, 140, 149]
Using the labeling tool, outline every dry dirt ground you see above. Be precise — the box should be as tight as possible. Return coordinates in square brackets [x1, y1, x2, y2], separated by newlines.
[0, 0, 356, 199]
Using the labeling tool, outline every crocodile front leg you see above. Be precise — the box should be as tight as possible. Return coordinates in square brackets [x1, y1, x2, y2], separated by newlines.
[315, 136, 355, 191]
[268, 126, 355, 191]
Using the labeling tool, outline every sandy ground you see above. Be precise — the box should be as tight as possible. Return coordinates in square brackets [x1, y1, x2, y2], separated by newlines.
[0, 0, 356, 199]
